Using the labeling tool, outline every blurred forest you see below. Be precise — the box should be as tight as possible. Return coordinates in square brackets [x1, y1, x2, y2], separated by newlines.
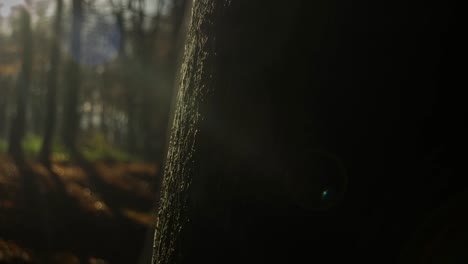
[0, 0, 190, 263]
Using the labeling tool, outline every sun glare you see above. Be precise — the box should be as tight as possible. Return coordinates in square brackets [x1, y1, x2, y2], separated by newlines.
[0, 0, 24, 17]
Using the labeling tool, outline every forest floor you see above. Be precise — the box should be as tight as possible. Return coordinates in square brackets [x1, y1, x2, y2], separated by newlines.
[0, 155, 160, 264]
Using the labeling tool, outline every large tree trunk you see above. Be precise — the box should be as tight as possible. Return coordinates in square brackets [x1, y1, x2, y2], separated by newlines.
[62, 0, 82, 152]
[153, 0, 191, 163]
[40, 0, 63, 167]
[153, 1, 462, 264]
[8, 7, 33, 161]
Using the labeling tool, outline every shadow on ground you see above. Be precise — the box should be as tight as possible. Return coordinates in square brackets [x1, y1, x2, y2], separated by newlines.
[0, 155, 160, 264]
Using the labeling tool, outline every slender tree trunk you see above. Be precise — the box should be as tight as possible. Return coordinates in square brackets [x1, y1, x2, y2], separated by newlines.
[0, 79, 7, 139]
[136, 3, 153, 158]
[114, 8, 138, 154]
[126, 93, 138, 152]
[99, 84, 108, 139]
[62, 0, 82, 153]
[8, 7, 33, 161]
[40, 0, 63, 167]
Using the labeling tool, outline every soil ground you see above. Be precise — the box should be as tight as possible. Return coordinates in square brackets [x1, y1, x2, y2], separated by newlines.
[0, 155, 160, 264]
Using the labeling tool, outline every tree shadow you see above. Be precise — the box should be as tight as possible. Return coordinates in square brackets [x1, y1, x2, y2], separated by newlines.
[2, 154, 155, 263]
[70, 150, 155, 212]
[58, 150, 154, 263]
[10, 157, 91, 263]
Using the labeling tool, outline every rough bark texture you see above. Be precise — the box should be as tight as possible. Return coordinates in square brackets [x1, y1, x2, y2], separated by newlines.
[152, 2, 215, 263]
[153, 1, 463, 264]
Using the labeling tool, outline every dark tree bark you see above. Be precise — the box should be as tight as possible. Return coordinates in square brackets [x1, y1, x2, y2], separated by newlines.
[111, 7, 139, 153]
[136, 2, 156, 159]
[153, 0, 191, 163]
[126, 94, 139, 152]
[62, 0, 83, 152]
[153, 1, 462, 264]
[0, 79, 7, 138]
[40, 0, 63, 167]
[8, 7, 33, 161]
